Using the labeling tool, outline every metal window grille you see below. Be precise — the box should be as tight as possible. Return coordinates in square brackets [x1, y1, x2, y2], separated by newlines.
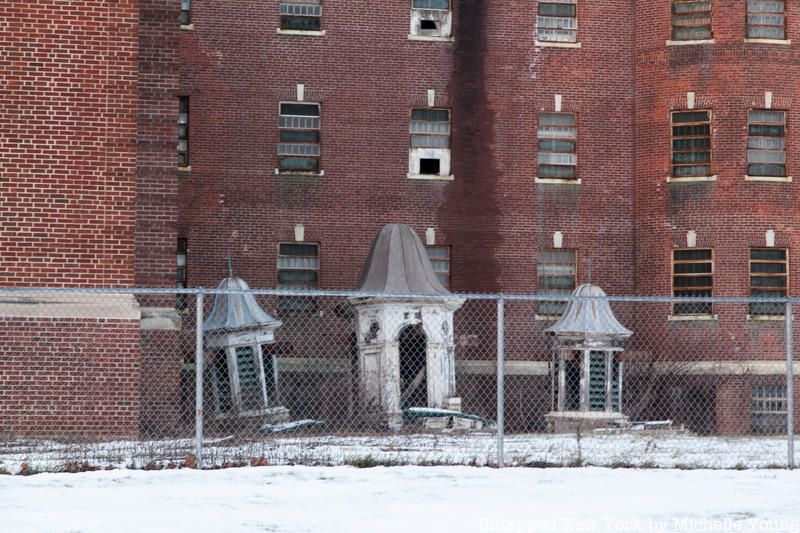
[278, 103, 321, 172]
[277, 243, 319, 310]
[537, 0, 578, 43]
[750, 248, 788, 316]
[425, 245, 451, 289]
[537, 113, 577, 180]
[752, 384, 787, 435]
[747, 0, 785, 40]
[178, 96, 189, 167]
[672, 248, 713, 315]
[671, 110, 712, 178]
[748, 110, 787, 177]
[537, 249, 577, 316]
[671, 0, 712, 41]
[280, 0, 322, 31]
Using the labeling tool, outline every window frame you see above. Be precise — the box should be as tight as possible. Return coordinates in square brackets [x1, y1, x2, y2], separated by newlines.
[279, 0, 323, 32]
[672, 248, 714, 316]
[749, 247, 789, 316]
[537, 248, 578, 317]
[671, 110, 712, 179]
[178, 96, 190, 168]
[751, 383, 787, 435]
[278, 101, 321, 173]
[746, 0, 786, 41]
[425, 245, 451, 290]
[747, 109, 787, 178]
[536, 0, 579, 44]
[537, 112, 578, 181]
[277, 242, 320, 311]
[179, 0, 191, 26]
[670, 0, 713, 41]
[408, 107, 452, 178]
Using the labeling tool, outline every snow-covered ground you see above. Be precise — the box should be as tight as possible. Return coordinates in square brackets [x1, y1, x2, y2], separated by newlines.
[3, 466, 800, 532]
[1, 432, 794, 473]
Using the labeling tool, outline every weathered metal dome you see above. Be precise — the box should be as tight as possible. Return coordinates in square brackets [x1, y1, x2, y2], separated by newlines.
[203, 276, 281, 332]
[358, 223, 448, 294]
[544, 284, 632, 346]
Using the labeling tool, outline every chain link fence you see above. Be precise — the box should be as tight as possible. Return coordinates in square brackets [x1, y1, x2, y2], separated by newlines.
[0, 288, 796, 472]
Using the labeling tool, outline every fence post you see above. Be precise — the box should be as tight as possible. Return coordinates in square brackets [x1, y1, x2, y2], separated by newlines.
[787, 300, 794, 469]
[195, 292, 204, 468]
[496, 296, 505, 468]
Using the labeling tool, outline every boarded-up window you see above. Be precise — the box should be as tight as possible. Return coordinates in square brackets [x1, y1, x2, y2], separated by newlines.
[671, 1, 712, 41]
[179, 0, 191, 25]
[278, 243, 319, 310]
[538, 113, 577, 180]
[538, 249, 577, 316]
[413, 0, 449, 8]
[672, 249, 713, 315]
[671, 110, 711, 178]
[750, 248, 788, 316]
[748, 110, 787, 177]
[747, 1, 785, 40]
[537, 0, 578, 43]
[752, 384, 787, 435]
[280, 0, 322, 31]
[178, 96, 189, 167]
[279, 102, 321, 171]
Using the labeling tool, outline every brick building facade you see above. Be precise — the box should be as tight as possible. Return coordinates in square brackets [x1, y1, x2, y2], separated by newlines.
[2, 1, 799, 436]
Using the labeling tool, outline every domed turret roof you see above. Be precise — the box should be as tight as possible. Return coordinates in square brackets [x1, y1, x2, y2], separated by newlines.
[203, 276, 281, 332]
[545, 284, 632, 345]
[358, 223, 448, 294]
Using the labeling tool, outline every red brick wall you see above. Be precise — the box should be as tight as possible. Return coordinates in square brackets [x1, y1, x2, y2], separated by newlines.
[177, 1, 634, 295]
[0, 1, 139, 287]
[136, 1, 182, 287]
[0, 317, 141, 437]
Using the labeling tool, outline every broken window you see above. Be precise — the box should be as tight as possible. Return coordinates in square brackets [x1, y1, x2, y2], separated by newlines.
[179, 0, 191, 26]
[277, 242, 319, 310]
[748, 110, 787, 177]
[278, 102, 320, 172]
[537, 113, 577, 180]
[750, 248, 788, 316]
[671, 110, 712, 178]
[409, 108, 451, 178]
[425, 245, 451, 289]
[747, 1, 785, 40]
[178, 96, 189, 167]
[672, 248, 713, 316]
[410, 0, 452, 39]
[280, 0, 322, 31]
[537, 0, 578, 43]
[537, 249, 577, 316]
[671, 1, 712, 41]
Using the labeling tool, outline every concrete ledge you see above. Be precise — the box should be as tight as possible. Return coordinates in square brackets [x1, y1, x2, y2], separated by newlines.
[535, 177, 581, 185]
[535, 40, 582, 48]
[744, 38, 791, 45]
[666, 175, 717, 183]
[407, 35, 454, 43]
[177, 166, 192, 173]
[276, 29, 326, 37]
[668, 314, 718, 322]
[666, 39, 715, 46]
[180, 24, 194, 31]
[275, 169, 324, 177]
[140, 307, 182, 331]
[0, 294, 140, 320]
[407, 173, 455, 181]
[745, 175, 792, 183]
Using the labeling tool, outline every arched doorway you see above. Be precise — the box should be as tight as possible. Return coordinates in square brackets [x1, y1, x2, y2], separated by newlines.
[398, 324, 428, 409]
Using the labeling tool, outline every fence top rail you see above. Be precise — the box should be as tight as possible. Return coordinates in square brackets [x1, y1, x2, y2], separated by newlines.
[0, 286, 799, 304]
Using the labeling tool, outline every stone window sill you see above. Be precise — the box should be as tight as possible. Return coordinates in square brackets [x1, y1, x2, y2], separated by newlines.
[180, 24, 194, 31]
[666, 175, 717, 183]
[745, 175, 792, 183]
[535, 40, 582, 49]
[407, 173, 454, 181]
[747, 314, 791, 322]
[744, 38, 791, 45]
[275, 169, 325, 177]
[535, 177, 582, 185]
[276, 29, 326, 37]
[534, 314, 562, 321]
[407, 35, 454, 43]
[178, 166, 192, 173]
[668, 314, 718, 322]
[666, 39, 715, 46]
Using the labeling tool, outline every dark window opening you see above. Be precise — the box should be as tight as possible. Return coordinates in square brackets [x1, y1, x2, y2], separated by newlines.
[420, 19, 438, 30]
[420, 158, 441, 175]
[399, 325, 428, 409]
